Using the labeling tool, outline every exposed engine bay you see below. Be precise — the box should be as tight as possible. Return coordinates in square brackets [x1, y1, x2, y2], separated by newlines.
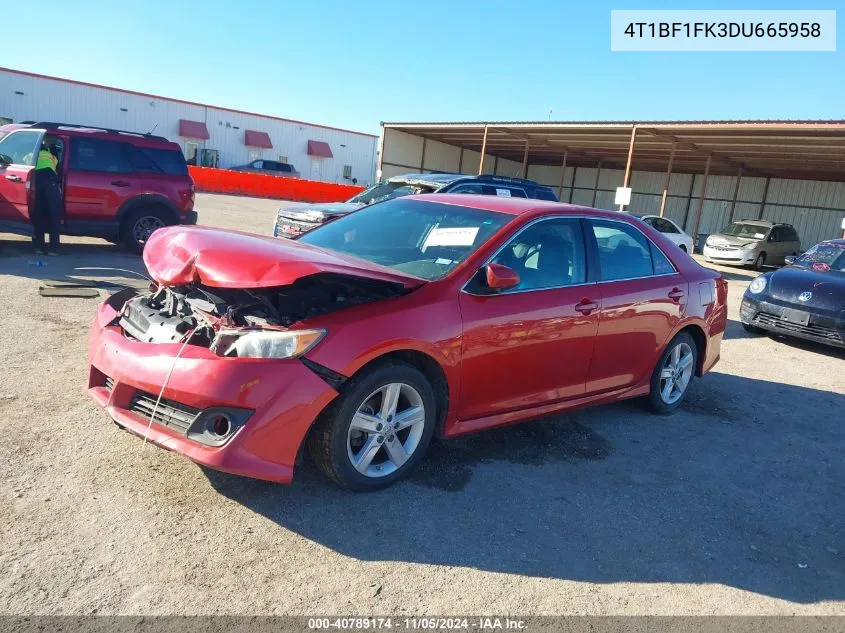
[116, 273, 409, 352]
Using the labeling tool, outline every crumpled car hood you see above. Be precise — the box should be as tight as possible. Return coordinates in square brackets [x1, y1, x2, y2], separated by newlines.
[143, 225, 426, 289]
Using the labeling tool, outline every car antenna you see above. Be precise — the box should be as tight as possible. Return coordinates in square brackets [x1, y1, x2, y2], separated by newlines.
[147, 123, 158, 135]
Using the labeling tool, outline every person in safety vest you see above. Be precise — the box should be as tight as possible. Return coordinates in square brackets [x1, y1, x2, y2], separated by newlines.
[32, 137, 63, 255]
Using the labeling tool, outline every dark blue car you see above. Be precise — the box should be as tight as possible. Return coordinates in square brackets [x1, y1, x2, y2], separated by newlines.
[740, 239, 845, 348]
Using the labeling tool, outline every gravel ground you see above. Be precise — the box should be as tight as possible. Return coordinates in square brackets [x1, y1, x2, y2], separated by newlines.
[0, 193, 843, 616]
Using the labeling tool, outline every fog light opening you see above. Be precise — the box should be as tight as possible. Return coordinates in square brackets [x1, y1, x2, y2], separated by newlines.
[209, 414, 233, 438]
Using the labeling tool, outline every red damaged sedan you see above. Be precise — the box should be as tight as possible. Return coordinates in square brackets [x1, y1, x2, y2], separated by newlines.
[88, 195, 727, 491]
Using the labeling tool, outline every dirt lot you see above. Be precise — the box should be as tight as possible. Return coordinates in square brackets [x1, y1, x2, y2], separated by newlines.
[1, 193, 843, 616]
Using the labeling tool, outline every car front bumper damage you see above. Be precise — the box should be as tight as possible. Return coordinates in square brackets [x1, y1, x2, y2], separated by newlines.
[740, 296, 845, 348]
[87, 300, 339, 483]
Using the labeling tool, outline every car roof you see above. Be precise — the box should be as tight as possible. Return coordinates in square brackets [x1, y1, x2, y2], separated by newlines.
[409, 193, 628, 218]
[820, 239, 845, 246]
[2, 121, 178, 149]
[388, 172, 553, 189]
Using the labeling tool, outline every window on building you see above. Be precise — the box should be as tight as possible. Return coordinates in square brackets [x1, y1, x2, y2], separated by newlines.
[278, 155, 288, 163]
[343, 165, 353, 179]
[248, 151, 261, 163]
[68, 138, 131, 174]
[184, 141, 198, 166]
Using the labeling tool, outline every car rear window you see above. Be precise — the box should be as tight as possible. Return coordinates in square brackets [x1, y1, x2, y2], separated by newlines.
[532, 189, 559, 201]
[125, 144, 189, 176]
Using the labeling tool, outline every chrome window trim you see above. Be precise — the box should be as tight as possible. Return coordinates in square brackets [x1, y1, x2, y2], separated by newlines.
[460, 214, 679, 297]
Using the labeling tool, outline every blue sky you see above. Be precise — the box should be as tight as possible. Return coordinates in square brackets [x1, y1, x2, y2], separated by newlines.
[2, 0, 841, 134]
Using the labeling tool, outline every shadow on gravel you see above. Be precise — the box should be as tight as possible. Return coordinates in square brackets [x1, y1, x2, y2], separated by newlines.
[205, 372, 845, 605]
[0, 237, 148, 288]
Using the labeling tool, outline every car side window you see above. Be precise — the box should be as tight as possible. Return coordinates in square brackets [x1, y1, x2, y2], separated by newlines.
[785, 227, 800, 242]
[769, 228, 781, 242]
[489, 218, 587, 292]
[0, 129, 43, 166]
[654, 218, 680, 234]
[68, 138, 131, 174]
[252, 160, 263, 169]
[650, 243, 675, 275]
[590, 220, 658, 281]
[279, 163, 292, 173]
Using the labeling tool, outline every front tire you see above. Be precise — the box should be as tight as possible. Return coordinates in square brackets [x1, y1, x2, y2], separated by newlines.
[647, 332, 698, 415]
[307, 362, 437, 491]
[121, 207, 170, 253]
[752, 252, 767, 271]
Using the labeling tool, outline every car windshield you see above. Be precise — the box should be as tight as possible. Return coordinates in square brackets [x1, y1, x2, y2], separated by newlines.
[347, 181, 437, 205]
[298, 198, 510, 280]
[794, 243, 845, 272]
[719, 222, 768, 239]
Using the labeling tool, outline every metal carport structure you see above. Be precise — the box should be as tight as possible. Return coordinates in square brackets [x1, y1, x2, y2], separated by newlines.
[379, 121, 845, 249]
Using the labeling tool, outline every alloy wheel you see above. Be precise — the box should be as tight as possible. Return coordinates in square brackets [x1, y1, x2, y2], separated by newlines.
[658, 342, 694, 405]
[133, 215, 165, 245]
[346, 382, 426, 478]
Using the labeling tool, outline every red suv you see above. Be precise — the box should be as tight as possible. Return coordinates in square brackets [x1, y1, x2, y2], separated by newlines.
[87, 194, 727, 491]
[0, 122, 196, 252]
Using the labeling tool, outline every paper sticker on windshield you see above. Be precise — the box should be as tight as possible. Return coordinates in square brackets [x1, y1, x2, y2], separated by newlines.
[423, 227, 480, 248]
[495, 188, 512, 197]
[754, 233, 766, 239]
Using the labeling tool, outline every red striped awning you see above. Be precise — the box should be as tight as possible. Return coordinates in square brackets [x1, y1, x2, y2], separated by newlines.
[245, 130, 273, 149]
[178, 119, 209, 140]
[307, 140, 333, 158]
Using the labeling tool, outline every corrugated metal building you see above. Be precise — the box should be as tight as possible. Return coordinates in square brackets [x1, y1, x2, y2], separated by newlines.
[380, 123, 845, 250]
[0, 67, 378, 185]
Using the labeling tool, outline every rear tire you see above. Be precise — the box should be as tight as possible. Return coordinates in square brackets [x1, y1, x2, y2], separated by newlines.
[647, 332, 698, 415]
[307, 362, 437, 491]
[121, 207, 170, 254]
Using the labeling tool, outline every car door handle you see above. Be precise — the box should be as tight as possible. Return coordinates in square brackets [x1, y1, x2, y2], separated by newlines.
[668, 288, 685, 301]
[111, 180, 131, 187]
[574, 299, 599, 315]
[5, 174, 22, 183]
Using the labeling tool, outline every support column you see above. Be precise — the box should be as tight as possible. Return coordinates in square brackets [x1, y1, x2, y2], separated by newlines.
[521, 140, 530, 178]
[658, 141, 676, 217]
[727, 166, 743, 224]
[478, 125, 489, 175]
[618, 126, 637, 211]
[458, 147, 464, 174]
[757, 177, 771, 220]
[691, 155, 712, 249]
[419, 137, 427, 173]
[569, 167, 577, 203]
[591, 161, 602, 207]
[376, 127, 386, 181]
[557, 151, 568, 200]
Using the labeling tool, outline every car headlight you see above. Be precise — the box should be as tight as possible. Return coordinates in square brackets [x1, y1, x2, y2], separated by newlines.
[748, 276, 767, 294]
[281, 208, 326, 223]
[739, 242, 758, 252]
[705, 236, 715, 247]
[211, 329, 326, 359]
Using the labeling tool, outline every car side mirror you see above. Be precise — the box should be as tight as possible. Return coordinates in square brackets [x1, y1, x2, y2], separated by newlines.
[767, 234, 776, 242]
[485, 263, 520, 291]
[784, 255, 797, 265]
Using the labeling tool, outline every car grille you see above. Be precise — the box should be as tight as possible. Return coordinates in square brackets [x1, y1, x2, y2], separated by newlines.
[709, 245, 737, 252]
[129, 391, 201, 434]
[753, 312, 842, 343]
[104, 376, 115, 392]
